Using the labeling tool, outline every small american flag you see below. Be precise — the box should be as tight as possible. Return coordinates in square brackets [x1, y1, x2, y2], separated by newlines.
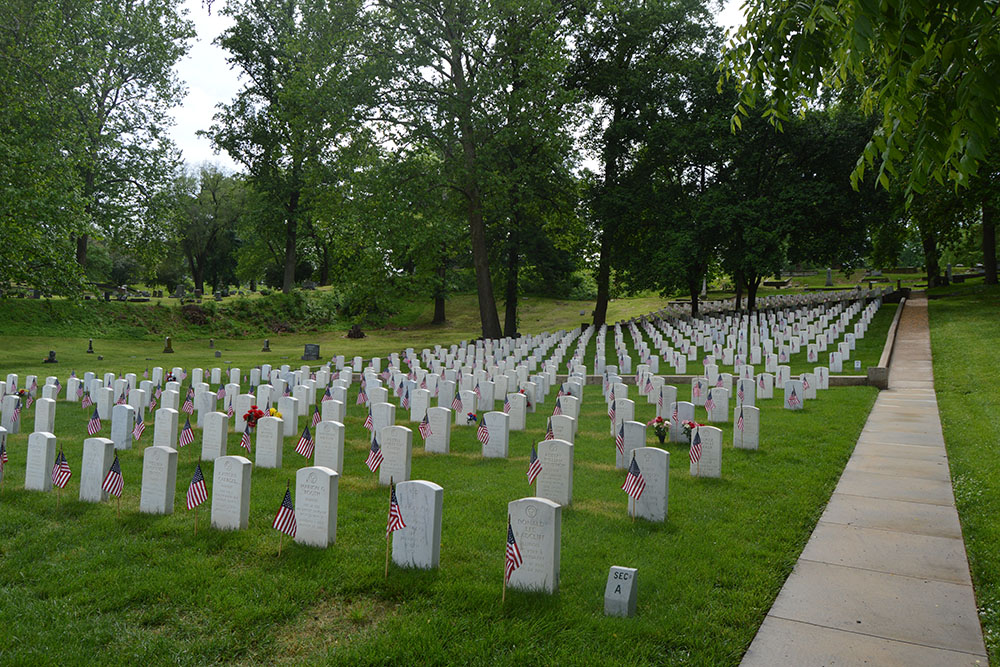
[527, 445, 542, 484]
[802, 376, 810, 390]
[672, 403, 679, 423]
[0, 440, 7, 464]
[363, 408, 374, 432]
[116, 391, 126, 405]
[451, 394, 462, 412]
[715, 376, 723, 388]
[24, 394, 34, 410]
[365, 436, 383, 472]
[657, 390, 663, 408]
[615, 421, 625, 456]
[759, 375, 765, 390]
[322, 387, 332, 402]
[552, 399, 562, 416]
[607, 389, 615, 420]
[227, 403, 234, 418]
[544, 418, 555, 441]
[690, 428, 702, 464]
[81, 392, 93, 409]
[737, 407, 745, 432]
[473, 383, 481, 399]
[503, 397, 510, 414]
[87, 407, 102, 435]
[644, 377, 653, 394]
[622, 456, 646, 500]
[181, 397, 194, 414]
[401, 389, 410, 409]
[179, 417, 195, 447]
[693, 381, 702, 398]
[418, 413, 432, 440]
[420, 378, 427, 390]
[216, 386, 225, 400]
[143, 368, 149, 379]
[101, 455, 124, 498]
[77, 384, 84, 399]
[186, 464, 207, 510]
[737, 384, 745, 403]
[51, 450, 72, 488]
[272, 486, 297, 538]
[239, 425, 252, 453]
[295, 425, 314, 459]
[149, 396, 157, 411]
[155, 386, 162, 400]
[505, 519, 523, 584]
[133, 412, 145, 441]
[704, 390, 715, 413]
[476, 417, 490, 446]
[356, 389, 368, 405]
[788, 386, 800, 408]
[386, 481, 406, 534]
[12, 399, 21, 425]
[309, 405, 321, 427]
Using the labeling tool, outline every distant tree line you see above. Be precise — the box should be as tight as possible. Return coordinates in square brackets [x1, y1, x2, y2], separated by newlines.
[2, 0, 996, 335]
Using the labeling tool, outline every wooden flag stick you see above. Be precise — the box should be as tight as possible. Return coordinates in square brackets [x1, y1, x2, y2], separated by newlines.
[194, 506, 199, 536]
[278, 532, 283, 557]
[385, 476, 393, 579]
[56, 486, 61, 509]
[116, 495, 120, 520]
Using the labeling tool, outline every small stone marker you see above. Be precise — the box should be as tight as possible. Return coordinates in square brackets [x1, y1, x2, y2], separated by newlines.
[604, 566, 638, 618]
[295, 466, 338, 547]
[211, 455, 253, 531]
[163, 336, 174, 353]
[80, 437, 115, 502]
[25, 431, 57, 491]
[139, 445, 178, 514]
[507, 497, 561, 594]
[392, 480, 444, 569]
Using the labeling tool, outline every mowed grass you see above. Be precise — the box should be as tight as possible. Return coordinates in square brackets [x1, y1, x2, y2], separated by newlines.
[0, 368, 877, 664]
[928, 284, 1000, 661]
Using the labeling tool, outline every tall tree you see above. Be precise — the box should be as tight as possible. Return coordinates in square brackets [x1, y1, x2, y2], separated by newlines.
[724, 0, 1000, 196]
[207, 0, 375, 293]
[568, 0, 718, 326]
[61, 0, 194, 269]
[374, 0, 577, 338]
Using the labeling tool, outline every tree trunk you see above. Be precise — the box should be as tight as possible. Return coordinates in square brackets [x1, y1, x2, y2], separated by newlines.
[432, 260, 447, 325]
[688, 276, 700, 317]
[504, 226, 519, 337]
[747, 276, 761, 313]
[920, 226, 941, 288]
[593, 228, 612, 327]
[733, 275, 743, 312]
[282, 192, 299, 294]
[984, 197, 998, 285]
[76, 235, 88, 268]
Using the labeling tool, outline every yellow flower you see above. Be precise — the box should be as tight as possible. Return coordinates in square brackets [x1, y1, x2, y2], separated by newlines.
[269, 408, 276, 416]
[274, 411, 282, 419]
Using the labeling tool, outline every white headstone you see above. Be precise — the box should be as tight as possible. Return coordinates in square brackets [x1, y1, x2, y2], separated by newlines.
[314, 421, 345, 473]
[153, 408, 179, 449]
[110, 403, 135, 451]
[295, 466, 339, 547]
[506, 393, 527, 431]
[482, 411, 509, 458]
[669, 401, 695, 443]
[391, 480, 443, 569]
[507, 497, 561, 594]
[34, 397, 56, 434]
[689, 426, 722, 478]
[424, 406, 452, 454]
[784, 380, 805, 410]
[79, 437, 115, 502]
[618, 420, 646, 469]
[211, 455, 253, 531]
[379, 425, 413, 486]
[734, 406, 760, 450]
[705, 387, 729, 423]
[139, 445, 178, 514]
[536, 439, 573, 506]
[24, 431, 56, 491]
[550, 415, 575, 444]
[202, 411, 228, 461]
[628, 447, 669, 522]
[255, 415, 283, 468]
[278, 396, 299, 437]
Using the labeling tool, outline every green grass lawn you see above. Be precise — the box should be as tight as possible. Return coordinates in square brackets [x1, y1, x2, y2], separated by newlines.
[0, 372, 877, 664]
[928, 283, 1000, 661]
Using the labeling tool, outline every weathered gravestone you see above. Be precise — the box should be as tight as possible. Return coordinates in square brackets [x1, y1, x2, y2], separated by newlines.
[80, 437, 115, 502]
[424, 406, 452, 454]
[24, 431, 56, 491]
[256, 415, 283, 468]
[201, 411, 228, 461]
[211, 455, 252, 531]
[314, 421, 344, 473]
[536, 439, 573, 506]
[482, 411, 509, 458]
[628, 447, 669, 522]
[689, 426, 722, 478]
[139, 445, 178, 514]
[733, 406, 761, 450]
[507, 497, 561, 594]
[295, 466, 338, 547]
[391, 480, 444, 570]
[379, 425, 412, 486]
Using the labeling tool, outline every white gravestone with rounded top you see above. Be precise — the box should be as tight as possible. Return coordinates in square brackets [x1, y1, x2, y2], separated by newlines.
[507, 497, 561, 594]
[211, 455, 252, 531]
[256, 415, 283, 468]
[689, 426, 722, 478]
[628, 447, 669, 522]
[734, 406, 760, 450]
[392, 480, 443, 569]
[110, 403, 134, 451]
[314, 420, 344, 473]
[80, 437, 115, 502]
[379, 425, 412, 486]
[202, 411, 228, 461]
[482, 411, 509, 458]
[24, 431, 56, 491]
[424, 406, 451, 454]
[139, 445, 178, 514]
[536, 439, 573, 506]
[295, 466, 338, 547]
[153, 408, 179, 448]
[34, 398, 56, 435]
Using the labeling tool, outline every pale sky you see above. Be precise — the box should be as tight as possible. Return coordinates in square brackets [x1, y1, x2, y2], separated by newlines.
[167, 0, 747, 174]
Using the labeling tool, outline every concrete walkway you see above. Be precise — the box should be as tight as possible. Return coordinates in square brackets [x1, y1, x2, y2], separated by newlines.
[741, 294, 988, 666]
